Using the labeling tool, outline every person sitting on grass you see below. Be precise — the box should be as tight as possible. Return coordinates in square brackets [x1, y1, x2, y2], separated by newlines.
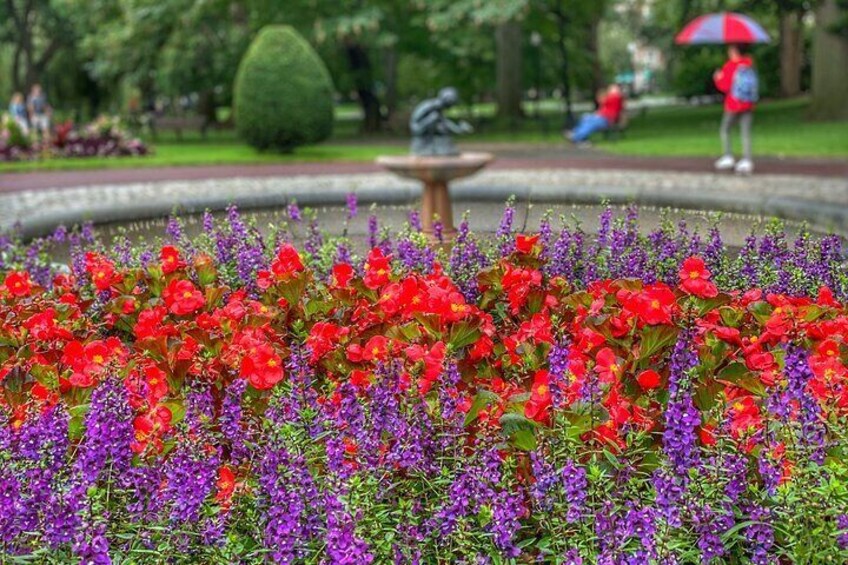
[713, 44, 758, 175]
[565, 84, 624, 146]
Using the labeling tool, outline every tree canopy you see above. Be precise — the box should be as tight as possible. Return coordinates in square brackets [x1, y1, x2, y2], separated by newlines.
[1, 0, 846, 126]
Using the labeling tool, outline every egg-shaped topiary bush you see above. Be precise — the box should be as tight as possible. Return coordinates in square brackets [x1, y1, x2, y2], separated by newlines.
[234, 25, 334, 152]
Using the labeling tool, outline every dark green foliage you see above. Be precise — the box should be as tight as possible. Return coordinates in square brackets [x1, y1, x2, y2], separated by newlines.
[234, 26, 334, 152]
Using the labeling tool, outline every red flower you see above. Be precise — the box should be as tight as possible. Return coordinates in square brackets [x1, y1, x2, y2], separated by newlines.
[699, 424, 717, 446]
[4, 271, 32, 297]
[727, 395, 762, 438]
[623, 283, 677, 326]
[361, 335, 391, 363]
[240, 343, 284, 390]
[271, 244, 304, 279]
[160, 245, 185, 274]
[515, 234, 540, 254]
[525, 370, 552, 423]
[363, 248, 392, 289]
[816, 339, 840, 359]
[134, 306, 170, 339]
[349, 369, 372, 388]
[678, 256, 718, 299]
[143, 364, 169, 405]
[85, 253, 121, 291]
[162, 279, 205, 316]
[215, 465, 236, 506]
[594, 347, 622, 384]
[131, 405, 173, 454]
[332, 263, 354, 288]
[501, 264, 542, 313]
[636, 369, 661, 390]
[817, 286, 840, 308]
[307, 322, 349, 362]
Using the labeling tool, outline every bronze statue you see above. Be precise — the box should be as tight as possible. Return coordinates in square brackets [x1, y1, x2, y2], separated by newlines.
[409, 87, 473, 156]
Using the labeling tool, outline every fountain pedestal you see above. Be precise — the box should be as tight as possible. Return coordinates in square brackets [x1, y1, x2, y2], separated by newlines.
[376, 152, 494, 240]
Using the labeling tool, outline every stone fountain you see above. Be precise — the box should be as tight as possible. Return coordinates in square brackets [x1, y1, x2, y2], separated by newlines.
[376, 87, 493, 240]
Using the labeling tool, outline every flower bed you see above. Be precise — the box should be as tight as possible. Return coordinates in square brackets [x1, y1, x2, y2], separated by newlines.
[1, 204, 847, 563]
[0, 115, 149, 162]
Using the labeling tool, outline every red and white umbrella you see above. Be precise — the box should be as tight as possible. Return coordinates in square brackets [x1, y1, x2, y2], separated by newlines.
[675, 12, 771, 45]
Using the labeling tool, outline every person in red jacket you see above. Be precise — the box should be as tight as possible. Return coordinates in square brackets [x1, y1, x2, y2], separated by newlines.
[565, 84, 624, 145]
[713, 44, 758, 174]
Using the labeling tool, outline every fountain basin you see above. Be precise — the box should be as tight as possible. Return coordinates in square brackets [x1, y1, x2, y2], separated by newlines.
[376, 152, 494, 239]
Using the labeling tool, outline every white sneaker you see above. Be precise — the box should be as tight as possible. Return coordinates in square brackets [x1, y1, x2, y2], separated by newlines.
[714, 155, 735, 171]
[734, 159, 754, 175]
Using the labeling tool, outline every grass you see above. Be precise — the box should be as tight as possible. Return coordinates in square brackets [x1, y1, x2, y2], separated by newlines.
[1, 98, 844, 173]
[601, 98, 848, 158]
[469, 98, 848, 158]
[0, 136, 404, 173]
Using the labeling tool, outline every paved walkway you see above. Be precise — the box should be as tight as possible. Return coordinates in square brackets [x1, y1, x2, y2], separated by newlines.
[1, 152, 846, 192]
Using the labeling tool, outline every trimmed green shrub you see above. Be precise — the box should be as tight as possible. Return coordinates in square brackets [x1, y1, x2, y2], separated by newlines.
[234, 26, 334, 152]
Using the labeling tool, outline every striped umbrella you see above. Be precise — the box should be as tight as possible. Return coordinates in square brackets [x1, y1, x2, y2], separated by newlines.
[675, 12, 771, 45]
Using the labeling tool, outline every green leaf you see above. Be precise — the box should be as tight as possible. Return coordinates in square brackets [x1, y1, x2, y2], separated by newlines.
[638, 325, 679, 363]
[278, 274, 309, 307]
[448, 321, 482, 350]
[510, 428, 537, 451]
[694, 376, 724, 411]
[717, 362, 766, 396]
[30, 365, 58, 390]
[464, 390, 500, 426]
[692, 294, 731, 316]
[500, 412, 538, 451]
[561, 410, 596, 439]
[749, 301, 773, 324]
[164, 400, 187, 426]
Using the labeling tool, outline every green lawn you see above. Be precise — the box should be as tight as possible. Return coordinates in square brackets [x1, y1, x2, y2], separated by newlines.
[1, 98, 844, 173]
[602, 98, 848, 158]
[0, 137, 404, 173]
[470, 98, 848, 158]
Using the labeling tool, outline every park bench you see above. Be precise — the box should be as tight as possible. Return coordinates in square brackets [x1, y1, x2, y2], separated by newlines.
[603, 110, 630, 140]
[148, 114, 209, 140]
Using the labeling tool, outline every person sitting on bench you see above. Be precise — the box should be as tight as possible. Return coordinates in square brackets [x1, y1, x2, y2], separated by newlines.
[565, 84, 624, 145]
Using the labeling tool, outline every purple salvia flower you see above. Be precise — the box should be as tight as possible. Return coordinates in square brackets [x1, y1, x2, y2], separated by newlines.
[496, 201, 516, 257]
[561, 459, 588, 523]
[74, 377, 133, 486]
[837, 514, 848, 549]
[288, 201, 302, 223]
[346, 192, 358, 220]
[221, 378, 251, 465]
[368, 215, 379, 249]
[548, 339, 570, 409]
[662, 329, 700, 474]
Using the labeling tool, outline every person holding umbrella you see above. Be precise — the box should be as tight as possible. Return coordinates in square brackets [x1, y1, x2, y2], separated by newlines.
[713, 44, 758, 174]
[676, 12, 769, 175]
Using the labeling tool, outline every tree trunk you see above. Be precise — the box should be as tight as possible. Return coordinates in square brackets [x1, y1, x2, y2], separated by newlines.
[587, 5, 604, 100]
[809, 0, 848, 120]
[495, 20, 524, 121]
[383, 44, 399, 123]
[779, 11, 803, 98]
[12, 44, 22, 92]
[345, 42, 382, 133]
[553, 3, 574, 127]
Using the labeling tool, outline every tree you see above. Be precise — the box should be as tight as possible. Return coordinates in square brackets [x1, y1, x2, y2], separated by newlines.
[426, 0, 528, 121]
[745, 0, 812, 98]
[0, 0, 75, 91]
[495, 20, 524, 120]
[809, 0, 848, 119]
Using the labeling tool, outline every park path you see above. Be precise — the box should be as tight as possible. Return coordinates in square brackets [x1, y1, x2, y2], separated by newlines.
[1, 149, 846, 193]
